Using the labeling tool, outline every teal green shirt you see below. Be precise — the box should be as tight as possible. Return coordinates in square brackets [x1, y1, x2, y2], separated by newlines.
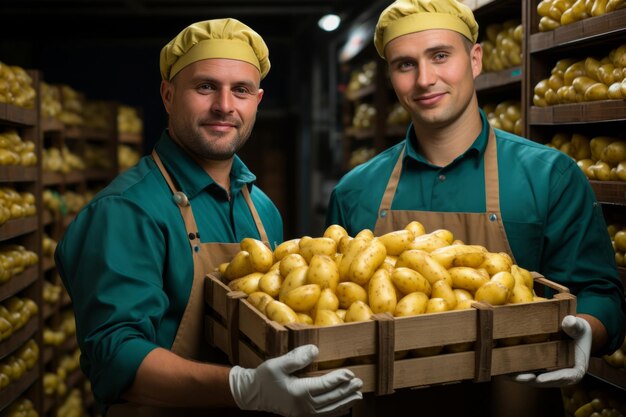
[327, 111, 626, 352]
[55, 131, 283, 413]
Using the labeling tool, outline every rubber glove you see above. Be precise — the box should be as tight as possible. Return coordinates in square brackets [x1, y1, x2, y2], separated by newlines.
[512, 315, 592, 387]
[229, 344, 363, 417]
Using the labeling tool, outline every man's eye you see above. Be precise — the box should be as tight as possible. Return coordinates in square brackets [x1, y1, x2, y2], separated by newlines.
[198, 83, 215, 92]
[433, 53, 449, 61]
[233, 87, 251, 95]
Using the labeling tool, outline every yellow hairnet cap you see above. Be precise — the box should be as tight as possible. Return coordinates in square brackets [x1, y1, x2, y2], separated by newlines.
[374, 0, 479, 58]
[160, 18, 270, 81]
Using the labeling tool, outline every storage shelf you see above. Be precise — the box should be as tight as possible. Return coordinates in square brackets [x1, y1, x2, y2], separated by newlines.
[345, 85, 376, 102]
[0, 103, 37, 126]
[0, 266, 38, 303]
[41, 118, 64, 133]
[0, 365, 39, 411]
[0, 318, 38, 359]
[529, 8, 626, 53]
[528, 101, 626, 124]
[590, 181, 626, 204]
[0, 166, 38, 182]
[344, 126, 375, 140]
[588, 357, 626, 390]
[119, 132, 142, 144]
[475, 66, 522, 92]
[0, 217, 38, 240]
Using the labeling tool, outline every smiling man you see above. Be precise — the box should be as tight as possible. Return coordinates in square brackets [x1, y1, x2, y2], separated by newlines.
[55, 18, 363, 417]
[326, 0, 625, 415]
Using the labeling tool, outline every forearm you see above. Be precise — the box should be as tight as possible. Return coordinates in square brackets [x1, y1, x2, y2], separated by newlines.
[577, 313, 608, 354]
[122, 347, 236, 408]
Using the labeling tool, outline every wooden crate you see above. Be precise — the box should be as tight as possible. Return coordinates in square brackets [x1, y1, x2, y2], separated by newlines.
[204, 273, 575, 395]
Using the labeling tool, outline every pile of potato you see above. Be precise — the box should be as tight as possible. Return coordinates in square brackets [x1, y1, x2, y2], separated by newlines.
[562, 382, 626, 417]
[0, 297, 38, 343]
[348, 147, 376, 169]
[351, 103, 376, 130]
[41, 81, 62, 120]
[42, 145, 85, 173]
[118, 144, 141, 172]
[482, 100, 522, 135]
[480, 21, 523, 72]
[0, 339, 39, 393]
[56, 85, 84, 127]
[346, 61, 376, 94]
[537, 0, 626, 32]
[118, 105, 143, 135]
[219, 223, 548, 334]
[0, 244, 39, 284]
[82, 100, 113, 131]
[0, 62, 36, 109]
[546, 132, 626, 181]
[608, 224, 626, 266]
[603, 335, 626, 370]
[0, 129, 37, 166]
[0, 397, 38, 417]
[0, 188, 36, 226]
[534, 45, 626, 106]
[386, 102, 410, 128]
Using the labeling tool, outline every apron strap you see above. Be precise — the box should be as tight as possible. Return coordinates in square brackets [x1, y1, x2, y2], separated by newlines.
[484, 127, 500, 214]
[241, 184, 269, 243]
[377, 147, 405, 216]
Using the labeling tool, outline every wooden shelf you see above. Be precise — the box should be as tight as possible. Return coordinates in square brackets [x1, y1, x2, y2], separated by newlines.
[345, 85, 376, 102]
[0, 365, 39, 411]
[590, 181, 626, 204]
[0, 103, 37, 126]
[41, 118, 64, 133]
[0, 166, 38, 182]
[588, 357, 626, 390]
[528, 101, 626, 124]
[0, 217, 38, 240]
[344, 126, 375, 140]
[0, 266, 38, 303]
[119, 132, 142, 144]
[475, 67, 523, 92]
[0, 318, 38, 359]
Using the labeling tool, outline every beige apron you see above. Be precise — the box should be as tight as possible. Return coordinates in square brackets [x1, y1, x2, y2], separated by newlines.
[107, 151, 274, 417]
[353, 128, 563, 417]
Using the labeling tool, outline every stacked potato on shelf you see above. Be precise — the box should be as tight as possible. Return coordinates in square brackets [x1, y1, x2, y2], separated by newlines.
[218, 223, 549, 344]
[0, 129, 37, 166]
[546, 132, 626, 181]
[562, 382, 626, 417]
[609, 224, 626, 267]
[82, 100, 113, 131]
[346, 61, 376, 94]
[533, 45, 626, 106]
[0, 297, 38, 343]
[0, 244, 38, 284]
[56, 85, 84, 126]
[42, 145, 85, 173]
[351, 103, 376, 130]
[118, 105, 143, 135]
[0, 188, 37, 226]
[348, 147, 376, 169]
[84, 144, 112, 170]
[482, 100, 522, 135]
[118, 144, 141, 171]
[0, 397, 38, 417]
[43, 349, 80, 399]
[480, 21, 523, 72]
[386, 102, 411, 128]
[537, 0, 626, 31]
[0, 61, 36, 109]
[41, 81, 62, 120]
[0, 339, 39, 393]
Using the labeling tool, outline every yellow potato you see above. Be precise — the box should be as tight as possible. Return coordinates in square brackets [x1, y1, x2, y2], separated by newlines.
[479, 252, 513, 275]
[355, 228, 375, 241]
[223, 250, 254, 281]
[335, 282, 368, 309]
[337, 235, 352, 254]
[474, 281, 510, 306]
[273, 238, 300, 261]
[429, 229, 454, 244]
[453, 288, 474, 303]
[297, 313, 313, 325]
[491, 271, 515, 292]
[312, 288, 339, 320]
[338, 237, 369, 281]
[323, 224, 349, 245]
[228, 272, 263, 294]
[378, 260, 395, 274]
[279, 265, 309, 302]
[218, 262, 229, 275]
[449, 267, 490, 292]
[335, 309, 347, 321]
[390, 267, 432, 296]
[508, 284, 535, 304]
[240, 238, 274, 273]
[396, 250, 452, 286]
[378, 229, 414, 256]
[265, 300, 299, 325]
[299, 237, 337, 263]
[431, 244, 487, 269]
[258, 269, 283, 298]
[349, 238, 387, 285]
[368, 269, 397, 314]
[454, 299, 475, 310]
[247, 291, 275, 315]
[407, 233, 449, 252]
[511, 265, 534, 289]
[404, 220, 426, 237]
[426, 297, 450, 313]
[394, 291, 428, 317]
[431, 280, 457, 309]
[344, 300, 373, 322]
[601, 140, 626, 165]
[282, 284, 321, 313]
[307, 254, 339, 292]
[315, 309, 344, 326]
[279, 253, 308, 278]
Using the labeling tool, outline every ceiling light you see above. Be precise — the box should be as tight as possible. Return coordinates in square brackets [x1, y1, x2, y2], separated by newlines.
[318, 14, 341, 32]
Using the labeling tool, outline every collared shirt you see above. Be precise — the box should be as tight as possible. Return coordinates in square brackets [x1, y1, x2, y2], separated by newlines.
[327, 111, 626, 352]
[55, 131, 283, 412]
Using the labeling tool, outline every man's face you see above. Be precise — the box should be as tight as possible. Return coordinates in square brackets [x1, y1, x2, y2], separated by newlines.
[385, 29, 482, 130]
[161, 58, 264, 161]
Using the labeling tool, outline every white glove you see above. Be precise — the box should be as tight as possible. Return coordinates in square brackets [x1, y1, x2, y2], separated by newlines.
[229, 344, 363, 417]
[512, 315, 592, 387]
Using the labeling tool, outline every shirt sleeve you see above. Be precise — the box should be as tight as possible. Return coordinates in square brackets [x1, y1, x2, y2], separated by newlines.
[541, 160, 626, 353]
[55, 196, 169, 405]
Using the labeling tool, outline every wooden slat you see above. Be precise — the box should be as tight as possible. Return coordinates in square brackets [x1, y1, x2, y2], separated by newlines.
[0, 166, 38, 182]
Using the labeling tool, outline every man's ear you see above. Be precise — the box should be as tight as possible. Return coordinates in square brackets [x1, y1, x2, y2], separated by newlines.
[470, 43, 483, 79]
[160, 80, 173, 114]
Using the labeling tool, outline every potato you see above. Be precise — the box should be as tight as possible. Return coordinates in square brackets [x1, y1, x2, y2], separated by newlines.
[344, 300, 373, 322]
[449, 267, 490, 292]
[299, 237, 337, 263]
[335, 309, 347, 321]
[601, 140, 626, 166]
[228, 272, 263, 294]
[491, 271, 515, 292]
[312, 288, 339, 320]
[390, 267, 432, 296]
[337, 235, 352, 254]
[355, 228, 375, 241]
[589, 161, 612, 181]
[453, 288, 474, 303]
[349, 238, 387, 285]
[297, 313, 313, 325]
[336, 282, 368, 309]
[404, 220, 426, 237]
[510, 265, 534, 289]
[338, 237, 369, 281]
[431, 244, 486, 269]
[323, 224, 349, 245]
[282, 284, 321, 313]
[241, 238, 274, 273]
[394, 291, 429, 317]
[396, 249, 452, 286]
[368, 269, 397, 314]
[217, 262, 228, 275]
[584, 83, 608, 101]
[247, 291, 275, 315]
[426, 297, 450, 313]
[279, 265, 309, 302]
[307, 254, 340, 292]
[279, 253, 308, 278]
[273, 238, 300, 261]
[378, 229, 414, 256]
[508, 284, 535, 304]
[223, 250, 254, 281]
[315, 309, 344, 326]
[265, 300, 299, 325]
[454, 299, 475, 310]
[475, 281, 510, 305]
[431, 280, 457, 309]
[407, 233, 449, 252]
[479, 252, 512, 275]
[258, 269, 283, 298]
[590, 136, 615, 161]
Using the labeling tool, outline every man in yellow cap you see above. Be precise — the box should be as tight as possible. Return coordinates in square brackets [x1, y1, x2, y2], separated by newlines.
[56, 18, 362, 417]
[327, 0, 625, 415]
